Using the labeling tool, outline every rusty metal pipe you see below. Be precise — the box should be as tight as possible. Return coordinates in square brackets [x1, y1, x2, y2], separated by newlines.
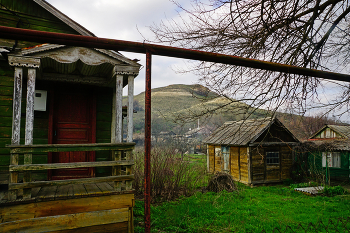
[0, 26, 349, 82]
[144, 51, 152, 233]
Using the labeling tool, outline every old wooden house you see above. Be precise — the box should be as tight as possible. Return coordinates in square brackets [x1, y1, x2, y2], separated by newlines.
[307, 125, 350, 182]
[0, 1, 140, 232]
[204, 117, 300, 185]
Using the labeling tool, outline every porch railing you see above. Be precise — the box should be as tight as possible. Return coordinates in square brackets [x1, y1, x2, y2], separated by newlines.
[6, 143, 135, 201]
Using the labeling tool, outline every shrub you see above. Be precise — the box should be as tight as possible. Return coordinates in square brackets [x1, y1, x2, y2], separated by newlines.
[133, 146, 209, 202]
[322, 186, 347, 196]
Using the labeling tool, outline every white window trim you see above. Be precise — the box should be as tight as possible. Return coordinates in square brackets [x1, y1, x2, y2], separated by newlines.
[322, 152, 341, 168]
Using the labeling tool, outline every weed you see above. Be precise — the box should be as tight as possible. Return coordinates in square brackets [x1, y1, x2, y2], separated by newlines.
[133, 146, 209, 203]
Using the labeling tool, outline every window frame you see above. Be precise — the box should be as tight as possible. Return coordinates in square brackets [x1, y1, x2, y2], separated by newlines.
[266, 151, 280, 165]
[322, 152, 341, 168]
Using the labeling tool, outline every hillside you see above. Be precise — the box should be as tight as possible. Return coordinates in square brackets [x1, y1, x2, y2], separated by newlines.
[124, 84, 270, 136]
[123, 84, 346, 141]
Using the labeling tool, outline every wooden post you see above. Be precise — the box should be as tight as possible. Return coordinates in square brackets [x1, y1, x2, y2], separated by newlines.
[23, 68, 36, 199]
[9, 67, 23, 200]
[125, 149, 133, 191]
[127, 75, 134, 143]
[115, 74, 123, 143]
[125, 75, 134, 191]
[8, 56, 40, 201]
[111, 72, 123, 191]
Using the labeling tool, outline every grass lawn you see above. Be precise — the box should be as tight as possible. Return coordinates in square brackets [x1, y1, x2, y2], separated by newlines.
[134, 184, 350, 232]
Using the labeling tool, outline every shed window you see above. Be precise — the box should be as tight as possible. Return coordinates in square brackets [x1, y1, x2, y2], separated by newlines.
[266, 152, 279, 165]
[322, 152, 341, 168]
[221, 146, 230, 171]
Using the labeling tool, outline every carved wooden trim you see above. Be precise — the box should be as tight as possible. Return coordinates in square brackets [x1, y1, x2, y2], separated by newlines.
[8, 56, 40, 68]
[113, 65, 139, 76]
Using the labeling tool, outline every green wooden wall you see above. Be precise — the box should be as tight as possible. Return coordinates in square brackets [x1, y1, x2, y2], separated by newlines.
[0, 0, 81, 49]
[308, 151, 350, 181]
[0, 61, 13, 179]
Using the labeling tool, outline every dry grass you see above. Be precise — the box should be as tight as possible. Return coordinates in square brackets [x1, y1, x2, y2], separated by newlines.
[205, 172, 237, 193]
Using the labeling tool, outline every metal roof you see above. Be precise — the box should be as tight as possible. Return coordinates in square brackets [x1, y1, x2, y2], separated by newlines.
[305, 139, 350, 151]
[204, 117, 276, 146]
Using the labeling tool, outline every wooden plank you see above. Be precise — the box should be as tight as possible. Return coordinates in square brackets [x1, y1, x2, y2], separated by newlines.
[0, 208, 129, 233]
[95, 182, 114, 193]
[55, 185, 71, 199]
[8, 142, 135, 153]
[49, 222, 128, 233]
[84, 183, 101, 195]
[8, 175, 134, 190]
[36, 186, 57, 200]
[31, 187, 41, 197]
[10, 160, 134, 171]
[73, 184, 87, 196]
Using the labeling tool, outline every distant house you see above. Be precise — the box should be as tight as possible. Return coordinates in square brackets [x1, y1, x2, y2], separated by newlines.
[204, 117, 300, 185]
[307, 125, 350, 182]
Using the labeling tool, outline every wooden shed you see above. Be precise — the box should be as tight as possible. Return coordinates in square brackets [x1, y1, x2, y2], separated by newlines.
[204, 117, 300, 185]
[0, 1, 140, 232]
[307, 125, 350, 182]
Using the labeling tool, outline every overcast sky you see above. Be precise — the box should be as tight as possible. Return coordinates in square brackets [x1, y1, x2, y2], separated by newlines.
[46, 0, 197, 95]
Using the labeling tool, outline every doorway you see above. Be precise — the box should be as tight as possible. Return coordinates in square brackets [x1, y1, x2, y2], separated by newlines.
[48, 86, 96, 180]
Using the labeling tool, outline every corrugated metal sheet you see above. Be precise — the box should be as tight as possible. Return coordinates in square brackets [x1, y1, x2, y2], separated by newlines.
[307, 139, 350, 151]
[204, 117, 274, 146]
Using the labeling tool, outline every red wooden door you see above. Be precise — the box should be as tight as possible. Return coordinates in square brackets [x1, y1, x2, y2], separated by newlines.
[50, 88, 96, 180]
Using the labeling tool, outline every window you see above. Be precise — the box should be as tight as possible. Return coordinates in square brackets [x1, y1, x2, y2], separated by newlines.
[221, 146, 230, 171]
[322, 152, 341, 168]
[266, 152, 279, 165]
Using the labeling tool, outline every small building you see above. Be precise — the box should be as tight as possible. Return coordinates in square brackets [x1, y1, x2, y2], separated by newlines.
[0, 1, 140, 232]
[204, 117, 299, 185]
[307, 125, 350, 182]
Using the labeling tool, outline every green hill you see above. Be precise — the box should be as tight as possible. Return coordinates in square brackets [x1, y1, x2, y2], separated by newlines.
[123, 84, 347, 141]
[124, 84, 270, 135]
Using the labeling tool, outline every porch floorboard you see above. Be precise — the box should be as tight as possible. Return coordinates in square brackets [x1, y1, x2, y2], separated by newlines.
[0, 182, 130, 206]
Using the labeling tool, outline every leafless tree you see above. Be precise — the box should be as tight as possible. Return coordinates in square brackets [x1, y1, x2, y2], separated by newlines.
[148, 0, 350, 122]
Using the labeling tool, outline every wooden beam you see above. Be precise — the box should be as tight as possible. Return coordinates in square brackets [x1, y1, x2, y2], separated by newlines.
[7, 143, 135, 153]
[127, 75, 134, 143]
[0, 208, 129, 232]
[0, 194, 134, 222]
[9, 160, 135, 171]
[9, 175, 134, 190]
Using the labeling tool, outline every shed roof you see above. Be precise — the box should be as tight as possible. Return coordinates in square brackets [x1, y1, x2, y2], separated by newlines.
[204, 117, 298, 146]
[309, 125, 350, 139]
